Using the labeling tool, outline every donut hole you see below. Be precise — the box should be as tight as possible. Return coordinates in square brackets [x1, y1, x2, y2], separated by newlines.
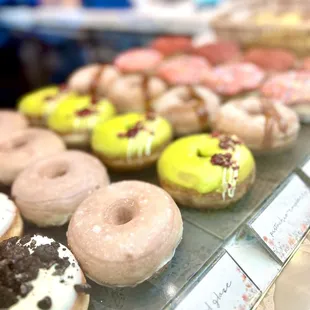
[39, 162, 69, 179]
[108, 199, 137, 226]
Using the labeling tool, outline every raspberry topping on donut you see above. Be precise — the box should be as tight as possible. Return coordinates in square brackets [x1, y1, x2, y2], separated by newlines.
[211, 132, 242, 150]
[118, 118, 156, 138]
[210, 153, 233, 168]
[75, 108, 96, 117]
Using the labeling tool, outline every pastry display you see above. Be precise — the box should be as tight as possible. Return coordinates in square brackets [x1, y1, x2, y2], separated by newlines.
[18, 85, 73, 126]
[302, 57, 310, 70]
[0, 194, 23, 242]
[67, 63, 120, 98]
[261, 71, 310, 122]
[67, 180, 183, 287]
[213, 96, 300, 153]
[149, 35, 192, 56]
[157, 133, 255, 209]
[244, 48, 296, 71]
[192, 41, 241, 65]
[91, 113, 172, 171]
[0, 235, 90, 310]
[203, 63, 265, 97]
[47, 94, 116, 148]
[0, 128, 66, 186]
[152, 85, 220, 136]
[12, 151, 110, 227]
[0, 110, 28, 142]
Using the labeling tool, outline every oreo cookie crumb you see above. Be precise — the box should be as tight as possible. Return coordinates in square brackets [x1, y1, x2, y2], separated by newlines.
[74, 283, 92, 294]
[60, 279, 65, 283]
[37, 296, 52, 309]
[20, 283, 33, 297]
[19, 235, 31, 245]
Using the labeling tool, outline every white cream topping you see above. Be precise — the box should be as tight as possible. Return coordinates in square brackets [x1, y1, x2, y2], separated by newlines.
[0, 193, 16, 237]
[10, 235, 83, 310]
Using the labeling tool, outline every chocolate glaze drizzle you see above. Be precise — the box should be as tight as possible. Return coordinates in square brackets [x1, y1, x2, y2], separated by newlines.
[141, 74, 153, 113]
[89, 64, 106, 104]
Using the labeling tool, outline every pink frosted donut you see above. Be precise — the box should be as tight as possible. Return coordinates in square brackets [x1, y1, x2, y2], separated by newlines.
[261, 71, 310, 123]
[213, 96, 300, 152]
[12, 150, 109, 227]
[0, 110, 28, 142]
[68, 180, 183, 287]
[67, 63, 120, 98]
[0, 128, 65, 185]
[114, 48, 163, 74]
[204, 63, 265, 96]
[152, 85, 221, 136]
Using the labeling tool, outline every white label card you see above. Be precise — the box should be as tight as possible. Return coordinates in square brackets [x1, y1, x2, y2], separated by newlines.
[251, 174, 310, 263]
[302, 159, 310, 178]
[176, 252, 260, 310]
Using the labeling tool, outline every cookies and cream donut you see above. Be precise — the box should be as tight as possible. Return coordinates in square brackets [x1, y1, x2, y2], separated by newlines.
[91, 113, 173, 171]
[12, 151, 110, 227]
[18, 85, 74, 126]
[261, 71, 310, 123]
[0, 235, 90, 310]
[67, 180, 183, 287]
[157, 133, 255, 209]
[47, 94, 116, 148]
[152, 85, 220, 136]
[0, 110, 28, 142]
[213, 97, 300, 153]
[0, 128, 66, 186]
[0, 194, 23, 242]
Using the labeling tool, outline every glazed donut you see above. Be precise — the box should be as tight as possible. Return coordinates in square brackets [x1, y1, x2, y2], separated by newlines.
[47, 94, 116, 148]
[192, 41, 241, 66]
[152, 85, 220, 136]
[67, 63, 120, 98]
[0, 235, 90, 310]
[0, 194, 23, 242]
[261, 71, 310, 122]
[244, 48, 296, 72]
[91, 113, 173, 171]
[12, 151, 110, 227]
[149, 36, 192, 57]
[0, 110, 28, 142]
[157, 133, 255, 209]
[0, 128, 66, 186]
[203, 63, 265, 97]
[213, 97, 300, 153]
[67, 180, 183, 287]
[18, 85, 73, 126]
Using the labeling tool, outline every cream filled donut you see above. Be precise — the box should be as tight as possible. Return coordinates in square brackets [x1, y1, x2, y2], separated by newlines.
[12, 151, 110, 227]
[0, 194, 23, 242]
[152, 85, 220, 136]
[68, 181, 183, 287]
[213, 97, 300, 153]
[0, 235, 90, 310]
[0, 110, 28, 142]
[0, 129, 66, 186]
[67, 63, 120, 98]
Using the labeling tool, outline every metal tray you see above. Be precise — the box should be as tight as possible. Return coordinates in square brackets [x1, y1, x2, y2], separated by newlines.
[22, 125, 310, 310]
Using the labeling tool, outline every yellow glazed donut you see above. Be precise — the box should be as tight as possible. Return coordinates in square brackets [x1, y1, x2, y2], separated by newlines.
[48, 94, 116, 148]
[91, 113, 173, 171]
[157, 133, 255, 209]
[18, 85, 74, 126]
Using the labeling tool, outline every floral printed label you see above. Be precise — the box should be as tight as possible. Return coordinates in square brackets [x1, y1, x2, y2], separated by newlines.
[176, 252, 260, 310]
[251, 174, 310, 263]
[302, 159, 310, 178]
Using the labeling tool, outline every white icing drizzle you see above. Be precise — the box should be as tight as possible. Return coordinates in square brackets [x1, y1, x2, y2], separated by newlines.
[11, 235, 83, 310]
[0, 193, 16, 237]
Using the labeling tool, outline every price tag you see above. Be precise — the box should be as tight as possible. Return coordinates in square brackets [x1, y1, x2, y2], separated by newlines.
[302, 158, 310, 178]
[250, 174, 310, 263]
[176, 252, 260, 310]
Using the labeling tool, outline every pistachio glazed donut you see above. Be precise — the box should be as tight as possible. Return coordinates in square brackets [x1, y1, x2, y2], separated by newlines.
[48, 94, 116, 148]
[157, 133, 255, 209]
[91, 113, 173, 171]
[18, 85, 73, 126]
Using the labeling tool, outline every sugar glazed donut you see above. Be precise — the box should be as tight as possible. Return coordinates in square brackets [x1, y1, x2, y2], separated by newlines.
[12, 151, 110, 227]
[0, 129, 66, 186]
[0, 194, 23, 242]
[157, 134, 255, 209]
[91, 113, 173, 171]
[67, 181, 183, 287]
[0, 235, 90, 310]
[152, 85, 220, 136]
[0, 110, 28, 142]
[213, 97, 300, 153]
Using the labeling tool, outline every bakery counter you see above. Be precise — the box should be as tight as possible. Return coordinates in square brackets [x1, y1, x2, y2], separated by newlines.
[21, 125, 310, 310]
